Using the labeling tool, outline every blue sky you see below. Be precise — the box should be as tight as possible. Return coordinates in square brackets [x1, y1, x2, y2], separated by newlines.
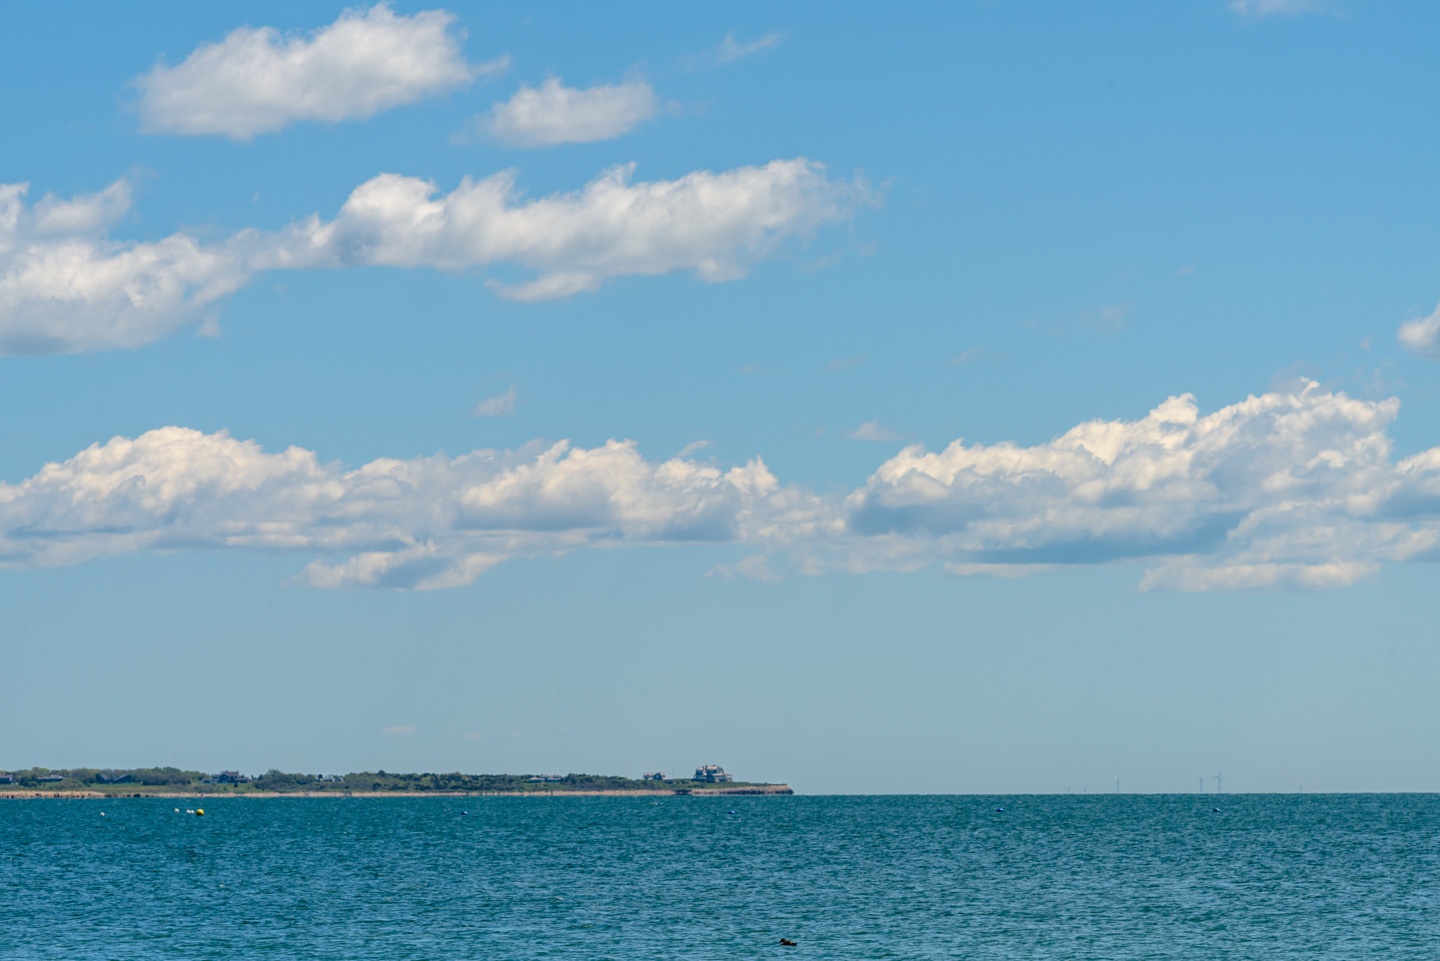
[3, 0, 1440, 793]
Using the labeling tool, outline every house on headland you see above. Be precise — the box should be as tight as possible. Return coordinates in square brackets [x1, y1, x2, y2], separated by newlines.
[693, 764, 733, 783]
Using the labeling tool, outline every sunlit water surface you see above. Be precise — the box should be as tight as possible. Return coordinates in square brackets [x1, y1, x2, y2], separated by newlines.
[4, 794, 1438, 958]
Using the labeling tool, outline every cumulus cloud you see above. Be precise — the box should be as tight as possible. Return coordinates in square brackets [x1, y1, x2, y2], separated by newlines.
[479, 78, 658, 147]
[134, 3, 502, 139]
[6, 383, 1430, 591]
[0, 180, 249, 354]
[707, 553, 783, 583]
[843, 382, 1436, 586]
[32, 180, 135, 235]
[0, 160, 865, 354]
[0, 427, 800, 590]
[472, 385, 518, 417]
[268, 158, 867, 301]
[848, 421, 904, 442]
[1397, 302, 1440, 359]
[718, 31, 783, 64]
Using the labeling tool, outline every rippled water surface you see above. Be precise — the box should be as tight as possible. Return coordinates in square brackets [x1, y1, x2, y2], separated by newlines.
[4, 794, 1440, 958]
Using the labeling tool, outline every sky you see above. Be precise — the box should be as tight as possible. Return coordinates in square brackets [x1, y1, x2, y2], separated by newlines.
[3, 0, 1440, 794]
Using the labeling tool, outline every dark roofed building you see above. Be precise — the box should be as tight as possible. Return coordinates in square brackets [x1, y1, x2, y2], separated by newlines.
[693, 764, 733, 783]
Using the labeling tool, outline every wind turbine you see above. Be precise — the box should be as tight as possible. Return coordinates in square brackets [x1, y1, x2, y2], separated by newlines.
[1115, 777, 1121, 794]
[1199, 777, 1204, 794]
[1211, 771, 1223, 794]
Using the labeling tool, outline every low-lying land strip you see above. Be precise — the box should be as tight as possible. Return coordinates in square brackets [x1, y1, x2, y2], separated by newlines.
[0, 767, 793, 797]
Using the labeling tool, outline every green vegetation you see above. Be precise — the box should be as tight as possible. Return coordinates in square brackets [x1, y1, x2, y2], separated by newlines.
[0, 767, 782, 795]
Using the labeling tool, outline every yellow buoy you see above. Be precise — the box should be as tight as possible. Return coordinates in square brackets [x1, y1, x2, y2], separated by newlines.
[195, 809, 205, 816]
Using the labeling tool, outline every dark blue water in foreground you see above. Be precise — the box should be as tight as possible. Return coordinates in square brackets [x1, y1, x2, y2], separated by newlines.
[4, 794, 1439, 959]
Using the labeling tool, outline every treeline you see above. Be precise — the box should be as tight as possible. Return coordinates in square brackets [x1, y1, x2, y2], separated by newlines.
[2, 767, 206, 787]
[3, 768, 751, 792]
[253, 771, 708, 792]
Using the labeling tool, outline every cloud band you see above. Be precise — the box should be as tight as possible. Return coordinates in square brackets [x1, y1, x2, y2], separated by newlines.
[3, 383, 1436, 592]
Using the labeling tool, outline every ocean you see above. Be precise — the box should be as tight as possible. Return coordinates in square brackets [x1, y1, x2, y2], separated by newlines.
[3, 793, 1437, 958]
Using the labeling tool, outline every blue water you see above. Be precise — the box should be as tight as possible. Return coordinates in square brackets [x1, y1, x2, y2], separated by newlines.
[4, 794, 1439, 958]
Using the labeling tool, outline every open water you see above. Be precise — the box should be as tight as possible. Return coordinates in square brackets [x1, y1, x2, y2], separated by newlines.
[3, 794, 1439, 959]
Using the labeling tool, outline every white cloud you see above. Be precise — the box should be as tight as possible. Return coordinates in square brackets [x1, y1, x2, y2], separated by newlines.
[1228, 0, 1331, 18]
[0, 160, 866, 354]
[133, 3, 502, 139]
[0, 180, 249, 354]
[1398, 302, 1440, 359]
[472, 385, 518, 417]
[718, 31, 783, 64]
[32, 180, 134, 235]
[0, 427, 798, 590]
[270, 158, 867, 301]
[707, 553, 783, 583]
[945, 562, 1051, 579]
[1137, 561, 1377, 592]
[381, 725, 417, 735]
[842, 382, 1435, 586]
[480, 77, 657, 147]
[678, 440, 712, 457]
[849, 421, 904, 442]
[7, 383, 1432, 592]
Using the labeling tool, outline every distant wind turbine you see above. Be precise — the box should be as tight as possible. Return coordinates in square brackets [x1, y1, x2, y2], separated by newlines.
[1212, 771, 1223, 793]
[1115, 777, 1121, 794]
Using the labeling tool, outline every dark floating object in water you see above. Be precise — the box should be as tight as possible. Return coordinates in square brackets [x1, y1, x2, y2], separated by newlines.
[779, 938, 798, 946]
[1213, 807, 1221, 812]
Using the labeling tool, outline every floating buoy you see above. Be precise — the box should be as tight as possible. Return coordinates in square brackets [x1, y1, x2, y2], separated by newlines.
[195, 809, 205, 816]
[1213, 807, 1220, 813]
[100, 812, 106, 817]
[174, 808, 180, 813]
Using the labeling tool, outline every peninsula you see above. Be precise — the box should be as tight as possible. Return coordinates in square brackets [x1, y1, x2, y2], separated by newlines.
[0, 767, 793, 798]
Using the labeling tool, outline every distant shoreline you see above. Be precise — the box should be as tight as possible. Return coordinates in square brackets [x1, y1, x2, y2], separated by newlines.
[0, 785, 793, 799]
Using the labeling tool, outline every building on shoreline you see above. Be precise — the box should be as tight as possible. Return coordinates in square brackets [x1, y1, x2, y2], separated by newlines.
[693, 765, 733, 783]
